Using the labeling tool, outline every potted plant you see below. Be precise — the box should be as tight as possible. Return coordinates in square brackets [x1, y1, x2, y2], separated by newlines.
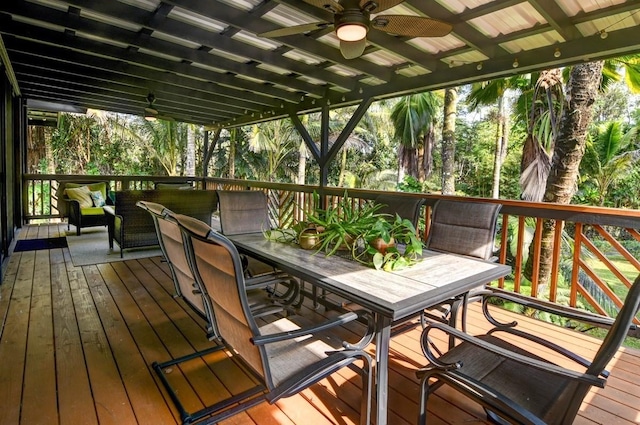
[264, 191, 424, 271]
[306, 192, 383, 256]
[357, 214, 423, 271]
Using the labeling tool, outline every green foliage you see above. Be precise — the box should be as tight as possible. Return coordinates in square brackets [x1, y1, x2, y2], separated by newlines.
[454, 119, 496, 197]
[362, 214, 423, 271]
[300, 192, 423, 271]
[578, 121, 640, 206]
[397, 175, 422, 193]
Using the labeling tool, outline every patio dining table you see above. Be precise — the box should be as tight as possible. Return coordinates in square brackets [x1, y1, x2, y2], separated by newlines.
[228, 233, 511, 425]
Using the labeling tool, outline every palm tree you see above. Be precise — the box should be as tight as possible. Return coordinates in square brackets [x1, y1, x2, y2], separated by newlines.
[186, 124, 197, 176]
[528, 56, 640, 288]
[390, 93, 439, 184]
[441, 87, 458, 194]
[519, 69, 565, 202]
[467, 76, 527, 198]
[249, 120, 299, 182]
[580, 122, 640, 206]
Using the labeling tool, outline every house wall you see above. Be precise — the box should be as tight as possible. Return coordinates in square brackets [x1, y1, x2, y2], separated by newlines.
[1, 68, 21, 278]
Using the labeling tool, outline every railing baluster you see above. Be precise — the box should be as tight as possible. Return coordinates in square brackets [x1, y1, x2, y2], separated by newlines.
[549, 221, 563, 303]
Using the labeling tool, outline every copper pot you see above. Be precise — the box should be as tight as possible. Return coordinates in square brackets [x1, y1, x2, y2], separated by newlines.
[298, 228, 320, 250]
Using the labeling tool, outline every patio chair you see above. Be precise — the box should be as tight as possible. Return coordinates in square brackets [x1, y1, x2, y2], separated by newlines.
[137, 201, 287, 339]
[152, 213, 374, 425]
[137, 200, 215, 337]
[417, 273, 640, 425]
[373, 193, 423, 228]
[217, 189, 300, 304]
[422, 199, 502, 332]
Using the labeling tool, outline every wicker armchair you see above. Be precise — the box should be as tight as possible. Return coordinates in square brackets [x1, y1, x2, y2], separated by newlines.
[417, 274, 640, 425]
[107, 189, 218, 257]
[57, 181, 112, 235]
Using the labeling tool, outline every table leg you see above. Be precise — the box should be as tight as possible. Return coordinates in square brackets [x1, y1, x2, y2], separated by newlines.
[374, 314, 391, 425]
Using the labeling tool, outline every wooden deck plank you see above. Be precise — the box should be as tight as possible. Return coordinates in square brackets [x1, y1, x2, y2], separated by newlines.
[51, 247, 99, 425]
[1, 224, 639, 425]
[0, 252, 35, 425]
[91, 263, 177, 424]
[21, 249, 58, 425]
[65, 254, 138, 425]
[109, 260, 226, 416]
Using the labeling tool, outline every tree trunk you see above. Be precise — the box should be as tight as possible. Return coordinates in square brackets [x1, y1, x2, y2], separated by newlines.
[442, 87, 458, 195]
[338, 148, 347, 187]
[398, 145, 418, 182]
[228, 129, 236, 179]
[491, 95, 507, 198]
[186, 125, 196, 176]
[423, 123, 435, 180]
[297, 142, 306, 184]
[525, 61, 604, 288]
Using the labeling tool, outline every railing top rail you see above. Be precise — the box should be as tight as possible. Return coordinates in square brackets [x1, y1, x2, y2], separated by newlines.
[204, 178, 640, 226]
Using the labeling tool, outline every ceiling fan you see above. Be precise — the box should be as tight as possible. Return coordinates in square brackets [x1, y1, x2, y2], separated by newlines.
[258, 0, 453, 59]
[144, 93, 173, 121]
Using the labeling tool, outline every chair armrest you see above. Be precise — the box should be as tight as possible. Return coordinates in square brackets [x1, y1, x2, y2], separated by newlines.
[64, 197, 81, 213]
[481, 287, 633, 330]
[251, 310, 374, 349]
[246, 271, 291, 289]
[419, 322, 606, 388]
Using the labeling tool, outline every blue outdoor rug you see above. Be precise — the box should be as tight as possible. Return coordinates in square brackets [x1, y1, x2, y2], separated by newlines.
[14, 237, 68, 252]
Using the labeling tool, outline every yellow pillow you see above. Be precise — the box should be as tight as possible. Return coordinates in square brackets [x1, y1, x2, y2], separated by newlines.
[66, 182, 107, 199]
[65, 186, 93, 209]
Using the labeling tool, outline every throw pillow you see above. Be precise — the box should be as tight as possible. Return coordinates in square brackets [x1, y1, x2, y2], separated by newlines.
[65, 186, 93, 209]
[156, 183, 193, 190]
[91, 190, 106, 207]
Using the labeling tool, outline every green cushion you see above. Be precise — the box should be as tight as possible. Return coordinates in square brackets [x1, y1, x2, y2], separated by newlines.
[65, 186, 93, 208]
[66, 182, 107, 200]
[80, 206, 106, 216]
[156, 183, 193, 190]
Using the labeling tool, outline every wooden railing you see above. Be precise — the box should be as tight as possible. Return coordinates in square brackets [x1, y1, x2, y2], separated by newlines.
[23, 174, 640, 325]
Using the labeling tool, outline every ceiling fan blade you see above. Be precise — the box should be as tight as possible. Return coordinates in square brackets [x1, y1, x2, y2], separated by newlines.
[340, 38, 367, 59]
[303, 0, 344, 13]
[259, 22, 332, 38]
[144, 107, 158, 115]
[360, 0, 404, 13]
[372, 15, 453, 37]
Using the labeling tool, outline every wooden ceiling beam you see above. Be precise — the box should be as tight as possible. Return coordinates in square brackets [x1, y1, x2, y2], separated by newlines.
[0, 4, 316, 101]
[66, 0, 357, 91]
[14, 69, 234, 119]
[162, 0, 393, 82]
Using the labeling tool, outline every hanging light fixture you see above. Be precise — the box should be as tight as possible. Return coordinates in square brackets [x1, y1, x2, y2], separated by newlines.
[336, 23, 368, 41]
[335, 11, 369, 42]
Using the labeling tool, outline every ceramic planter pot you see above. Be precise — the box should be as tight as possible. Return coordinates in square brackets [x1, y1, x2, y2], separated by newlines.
[370, 237, 395, 255]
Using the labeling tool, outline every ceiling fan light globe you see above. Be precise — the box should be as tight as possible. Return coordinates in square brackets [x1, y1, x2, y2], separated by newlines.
[145, 115, 157, 122]
[336, 23, 367, 41]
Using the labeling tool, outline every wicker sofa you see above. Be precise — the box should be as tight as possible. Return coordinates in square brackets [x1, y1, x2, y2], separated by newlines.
[105, 189, 218, 257]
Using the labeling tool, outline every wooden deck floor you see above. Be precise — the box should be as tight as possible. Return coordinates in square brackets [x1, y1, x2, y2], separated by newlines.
[1, 223, 639, 425]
